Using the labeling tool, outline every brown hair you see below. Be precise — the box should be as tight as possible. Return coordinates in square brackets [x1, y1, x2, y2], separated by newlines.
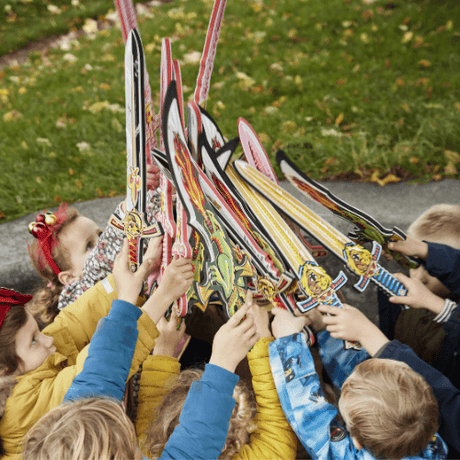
[408, 204, 460, 248]
[22, 397, 139, 460]
[339, 359, 438, 459]
[0, 305, 28, 376]
[146, 368, 257, 459]
[28, 207, 79, 325]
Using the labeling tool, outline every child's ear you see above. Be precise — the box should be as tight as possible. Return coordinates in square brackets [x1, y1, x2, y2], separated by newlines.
[351, 436, 363, 450]
[58, 270, 79, 286]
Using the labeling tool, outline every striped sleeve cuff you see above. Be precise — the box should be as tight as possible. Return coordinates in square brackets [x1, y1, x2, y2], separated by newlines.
[433, 299, 458, 323]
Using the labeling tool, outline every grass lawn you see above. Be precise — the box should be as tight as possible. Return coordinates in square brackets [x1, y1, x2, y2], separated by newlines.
[0, 0, 146, 56]
[0, 0, 459, 222]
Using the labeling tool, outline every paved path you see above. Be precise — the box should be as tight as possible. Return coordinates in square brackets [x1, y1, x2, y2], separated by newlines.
[1, 179, 459, 323]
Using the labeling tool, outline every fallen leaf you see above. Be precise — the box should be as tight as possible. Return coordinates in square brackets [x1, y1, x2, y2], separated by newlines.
[444, 163, 457, 175]
[444, 150, 460, 164]
[379, 174, 401, 186]
[69, 169, 75, 176]
[402, 31, 413, 43]
[401, 103, 410, 112]
[396, 77, 405, 87]
[335, 113, 344, 125]
[418, 60, 431, 67]
[409, 156, 419, 164]
[0, 211, 6, 219]
[3, 110, 23, 122]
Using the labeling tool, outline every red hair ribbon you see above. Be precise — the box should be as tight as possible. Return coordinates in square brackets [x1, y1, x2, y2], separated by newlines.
[0, 288, 32, 330]
[28, 203, 69, 277]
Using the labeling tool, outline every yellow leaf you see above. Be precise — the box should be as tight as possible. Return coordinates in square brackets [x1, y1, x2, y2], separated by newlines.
[418, 60, 431, 67]
[401, 103, 410, 112]
[69, 169, 75, 176]
[259, 133, 270, 143]
[3, 110, 22, 122]
[0, 88, 9, 96]
[369, 170, 381, 183]
[18, 87, 27, 94]
[432, 174, 442, 181]
[335, 113, 344, 125]
[409, 156, 419, 164]
[21, 141, 28, 149]
[101, 54, 115, 62]
[446, 20, 453, 30]
[281, 121, 297, 134]
[0, 211, 6, 219]
[99, 83, 111, 91]
[444, 163, 457, 175]
[396, 77, 405, 87]
[444, 150, 460, 164]
[402, 31, 413, 43]
[379, 174, 401, 186]
[325, 156, 337, 165]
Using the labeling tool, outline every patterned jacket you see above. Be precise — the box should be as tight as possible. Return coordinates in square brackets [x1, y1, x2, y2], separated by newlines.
[269, 332, 448, 460]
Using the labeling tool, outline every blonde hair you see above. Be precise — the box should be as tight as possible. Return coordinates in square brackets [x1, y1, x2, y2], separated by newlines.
[28, 207, 79, 325]
[339, 359, 438, 459]
[408, 204, 460, 249]
[146, 368, 257, 459]
[22, 397, 139, 460]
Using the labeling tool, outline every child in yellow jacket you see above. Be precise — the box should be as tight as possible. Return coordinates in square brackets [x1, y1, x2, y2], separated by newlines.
[0, 238, 192, 459]
[137, 298, 298, 460]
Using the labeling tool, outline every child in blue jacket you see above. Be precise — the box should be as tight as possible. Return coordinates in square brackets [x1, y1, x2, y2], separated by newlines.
[22, 240, 260, 460]
[268, 307, 448, 460]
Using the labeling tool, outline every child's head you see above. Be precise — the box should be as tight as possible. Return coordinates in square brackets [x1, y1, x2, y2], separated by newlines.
[145, 368, 257, 459]
[0, 289, 55, 376]
[22, 397, 143, 460]
[28, 204, 102, 323]
[338, 358, 438, 459]
[407, 204, 460, 298]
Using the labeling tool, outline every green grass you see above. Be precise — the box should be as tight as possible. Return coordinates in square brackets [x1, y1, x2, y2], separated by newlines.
[0, 0, 146, 56]
[0, 0, 459, 222]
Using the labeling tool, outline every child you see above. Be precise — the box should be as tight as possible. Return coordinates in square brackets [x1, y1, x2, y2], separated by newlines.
[316, 303, 459, 458]
[378, 205, 460, 391]
[139, 293, 298, 460]
[0, 238, 192, 459]
[268, 306, 447, 460]
[22, 294, 261, 459]
[28, 163, 160, 324]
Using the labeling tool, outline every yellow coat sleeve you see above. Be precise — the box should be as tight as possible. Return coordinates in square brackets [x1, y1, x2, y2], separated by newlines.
[136, 355, 181, 457]
[234, 337, 297, 460]
[42, 275, 145, 364]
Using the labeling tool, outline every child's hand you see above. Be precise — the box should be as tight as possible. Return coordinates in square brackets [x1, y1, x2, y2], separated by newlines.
[271, 307, 309, 339]
[317, 304, 390, 356]
[387, 236, 428, 260]
[303, 307, 327, 333]
[209, 301, 260, 373]
[389, 273, 445, 315]
[113, 239, 158, 304]
[153, 307, 186, 357]
[147, 163, 161, 191]
[157, 257, 194, 305]
[247, 292, 272, 338]
[142, 257, 194, 324]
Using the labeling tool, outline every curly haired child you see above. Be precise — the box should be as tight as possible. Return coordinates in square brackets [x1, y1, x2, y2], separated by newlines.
[138, 294, 297, 460]
[28, 164, 160, 324]
[268, 306, 447, 460]
[0, 238, 194, 459]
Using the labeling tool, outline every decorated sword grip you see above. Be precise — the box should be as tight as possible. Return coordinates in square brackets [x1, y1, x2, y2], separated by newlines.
[110, 211, 163, 272]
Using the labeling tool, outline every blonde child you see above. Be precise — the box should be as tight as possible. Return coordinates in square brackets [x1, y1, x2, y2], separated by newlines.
[0, 237, 193, 459]
[378, 205, 460, 392]
[22, 295, 261, 459]
[137, 292, 298, 460]
[28, 164, 160, 324]
[269, 306, 447, 459]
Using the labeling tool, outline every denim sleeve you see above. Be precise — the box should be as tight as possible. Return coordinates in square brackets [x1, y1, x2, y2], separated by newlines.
[269, 333, 367, 460]
[316, 330, 370, 389]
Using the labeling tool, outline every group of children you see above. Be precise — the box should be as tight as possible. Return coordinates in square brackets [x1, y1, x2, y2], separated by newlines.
[0, 175, 459, 460]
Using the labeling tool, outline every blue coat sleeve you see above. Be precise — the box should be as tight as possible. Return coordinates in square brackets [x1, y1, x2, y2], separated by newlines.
[63, 299, 142, 402]
[378, 340, 458, 455]
[316, 330, 370, 389]
[159, 363, 239, 460]
[424, 242, 460, 296]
